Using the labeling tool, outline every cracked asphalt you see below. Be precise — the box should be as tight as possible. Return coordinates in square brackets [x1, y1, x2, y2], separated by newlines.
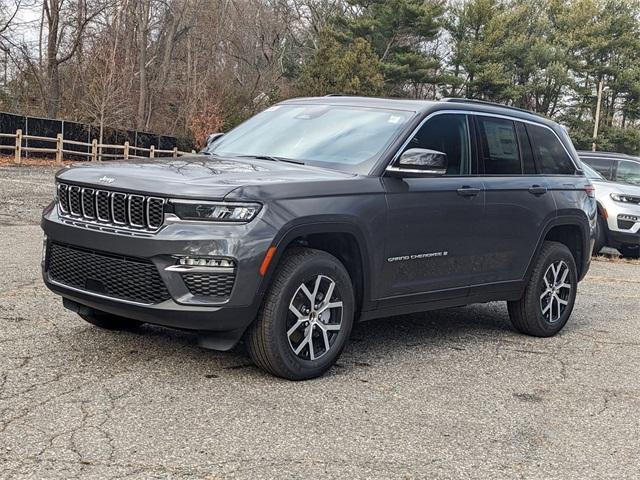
[1, 165, 639, 479]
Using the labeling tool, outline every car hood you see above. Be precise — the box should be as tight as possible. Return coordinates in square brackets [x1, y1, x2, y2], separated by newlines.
[591, 178, 640, 196]
[55, 155, 355, 200]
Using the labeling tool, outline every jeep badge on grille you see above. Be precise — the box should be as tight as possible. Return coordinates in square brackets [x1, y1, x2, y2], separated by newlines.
[98, 176, 115, 184]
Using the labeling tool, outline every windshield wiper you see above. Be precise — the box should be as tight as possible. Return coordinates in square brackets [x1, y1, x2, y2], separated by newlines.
[236, 154, 305, 165]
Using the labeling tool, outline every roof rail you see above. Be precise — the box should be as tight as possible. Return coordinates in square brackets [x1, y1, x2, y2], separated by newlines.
[441, 97, 539, 116]
[578, 150, 635, 158]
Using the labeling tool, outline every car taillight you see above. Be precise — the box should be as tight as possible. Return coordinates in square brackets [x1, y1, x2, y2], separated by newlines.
[584, 184, 595, 198]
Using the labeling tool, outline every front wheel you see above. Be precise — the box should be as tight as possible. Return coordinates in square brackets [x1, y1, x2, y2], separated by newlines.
[246, 248, 355, 380]
[508, 241, 578, 337]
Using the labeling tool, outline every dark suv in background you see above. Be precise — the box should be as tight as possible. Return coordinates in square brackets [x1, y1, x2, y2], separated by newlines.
[42, 97, 596, 380]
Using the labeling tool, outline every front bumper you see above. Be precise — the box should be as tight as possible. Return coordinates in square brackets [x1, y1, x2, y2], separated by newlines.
[602, 199, 640, 248]
[606, 229, 640, 250]
[41, 203, 277, 345]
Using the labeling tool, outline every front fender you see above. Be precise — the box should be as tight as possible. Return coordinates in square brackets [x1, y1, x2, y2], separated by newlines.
[256, 216, 377, 310]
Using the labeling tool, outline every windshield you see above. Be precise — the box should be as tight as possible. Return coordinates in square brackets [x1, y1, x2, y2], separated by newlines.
[210, 104, 415, 173]
[582, 162, 605, 180]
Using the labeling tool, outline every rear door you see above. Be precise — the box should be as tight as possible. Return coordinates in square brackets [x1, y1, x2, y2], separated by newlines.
[474, 115, 557, 285]
[526, 123, 585, 223]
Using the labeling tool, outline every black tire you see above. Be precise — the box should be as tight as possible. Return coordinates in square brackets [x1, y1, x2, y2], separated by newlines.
[246, 247, 355, 380]
[78, 309, 144, 330]
[592, 214, 607, 255]
[507, 241, 577, 337]
[620, 244, 640, 259]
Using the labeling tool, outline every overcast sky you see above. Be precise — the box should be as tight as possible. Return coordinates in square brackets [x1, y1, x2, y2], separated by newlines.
[7, 1, 41, 47]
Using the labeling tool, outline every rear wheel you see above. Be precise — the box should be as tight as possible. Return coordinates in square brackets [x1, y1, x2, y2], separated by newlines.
[620, 244, 640, 259]
[508, 241, 577, 337]
[78, 309, 143, 330]
[246, 248, 354, 380]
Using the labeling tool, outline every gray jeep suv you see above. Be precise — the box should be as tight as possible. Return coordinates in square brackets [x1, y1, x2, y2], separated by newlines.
[42, 97, 596, 380]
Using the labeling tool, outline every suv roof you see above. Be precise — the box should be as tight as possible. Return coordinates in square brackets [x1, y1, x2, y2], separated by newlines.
[281, 96, 560, 130]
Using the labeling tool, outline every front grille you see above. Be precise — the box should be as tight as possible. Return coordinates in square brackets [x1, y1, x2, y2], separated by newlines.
[182, 272, 236, 299]
[47, 242, 171, 304]
[57, 183, 165, 232]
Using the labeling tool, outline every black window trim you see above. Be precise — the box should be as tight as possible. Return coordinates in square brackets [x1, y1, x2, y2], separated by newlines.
[515, 121, 537, 174]
[385, 110, 581, 177]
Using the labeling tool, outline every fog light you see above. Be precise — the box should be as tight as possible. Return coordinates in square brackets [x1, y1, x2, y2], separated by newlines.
[178, 256, 234, 268]
[618, 214, 639, 223]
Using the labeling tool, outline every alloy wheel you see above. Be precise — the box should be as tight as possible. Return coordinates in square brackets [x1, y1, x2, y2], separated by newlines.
[539, 260, 572, 323]
[287, 274, 343, 360]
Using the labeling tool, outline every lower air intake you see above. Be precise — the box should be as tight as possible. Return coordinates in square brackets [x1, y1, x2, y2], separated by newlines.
[47, 242, 171, 304]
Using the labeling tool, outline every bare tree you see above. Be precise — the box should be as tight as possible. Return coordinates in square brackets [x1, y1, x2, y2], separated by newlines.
[81, 0, 130, 149]
[41, 0, 107, 116]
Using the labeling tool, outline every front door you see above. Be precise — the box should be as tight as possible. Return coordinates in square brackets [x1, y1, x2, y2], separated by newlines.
[380, 113, 485, 303]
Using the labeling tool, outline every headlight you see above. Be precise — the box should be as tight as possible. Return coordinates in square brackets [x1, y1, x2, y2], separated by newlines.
[610, 193, 639, 203]
[171, 200, 261, 222]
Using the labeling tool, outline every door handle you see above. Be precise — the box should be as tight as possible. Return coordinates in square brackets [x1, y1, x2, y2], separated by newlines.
[457, 186, 481, 197]
[528, 185, 548, 195]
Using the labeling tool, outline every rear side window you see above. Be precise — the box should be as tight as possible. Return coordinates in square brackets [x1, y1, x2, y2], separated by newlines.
[526, 124, 575, 175]
[615, 160, 640, 186]
[477, 117, 521, 174]
[582, 157, 614, 180]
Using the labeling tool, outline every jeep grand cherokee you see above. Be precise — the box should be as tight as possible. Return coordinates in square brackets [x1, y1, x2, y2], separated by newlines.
[42, 97, 596, 380]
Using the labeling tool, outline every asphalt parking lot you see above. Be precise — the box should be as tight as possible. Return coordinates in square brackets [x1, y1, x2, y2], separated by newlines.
[0, 164, 639, 479]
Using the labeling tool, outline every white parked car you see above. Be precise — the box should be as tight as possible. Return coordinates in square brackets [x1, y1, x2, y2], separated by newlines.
[582, 163, 640, 258]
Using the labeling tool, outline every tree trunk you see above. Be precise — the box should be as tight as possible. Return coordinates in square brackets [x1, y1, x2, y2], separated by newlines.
[136, 1, 149, 130]
[45, 0, 60, 117]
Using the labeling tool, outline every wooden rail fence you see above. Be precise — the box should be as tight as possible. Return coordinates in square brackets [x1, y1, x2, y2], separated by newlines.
[0, 129, 195, 164]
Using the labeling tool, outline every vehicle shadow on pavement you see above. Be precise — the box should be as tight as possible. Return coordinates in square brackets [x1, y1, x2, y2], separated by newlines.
[67, 302, 518, 380]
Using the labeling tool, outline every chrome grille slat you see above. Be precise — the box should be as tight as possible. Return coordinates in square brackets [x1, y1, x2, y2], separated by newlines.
[69, 186, 82, 216]
[96, 190, 111, 222]
[147, 197, 165, 229]
[111, 193, 128, 225]
[56, 183, 165, 233]
[129, 195, 145, 227]
[81, 188, 96, 218]
[57, 184, 69, 213]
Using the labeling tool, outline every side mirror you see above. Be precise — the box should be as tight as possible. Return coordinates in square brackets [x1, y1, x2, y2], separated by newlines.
[206, 133, 225, 146]
[199, 133, 225, 154]
[391, 148, 448, 175]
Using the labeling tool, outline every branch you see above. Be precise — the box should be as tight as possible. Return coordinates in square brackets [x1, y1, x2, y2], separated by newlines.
[0, 0, 21, 36]
[57, 0, 112, 65]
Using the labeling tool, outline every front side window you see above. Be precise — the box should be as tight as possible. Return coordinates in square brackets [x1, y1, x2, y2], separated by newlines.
[527, 124, 575, 175]
[477, 117, 521, 174]
[211, 104, 414, 173]
[582, 157, 614, 180]
[403, 113, 471, 175]
[616, 160, 640, 186]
